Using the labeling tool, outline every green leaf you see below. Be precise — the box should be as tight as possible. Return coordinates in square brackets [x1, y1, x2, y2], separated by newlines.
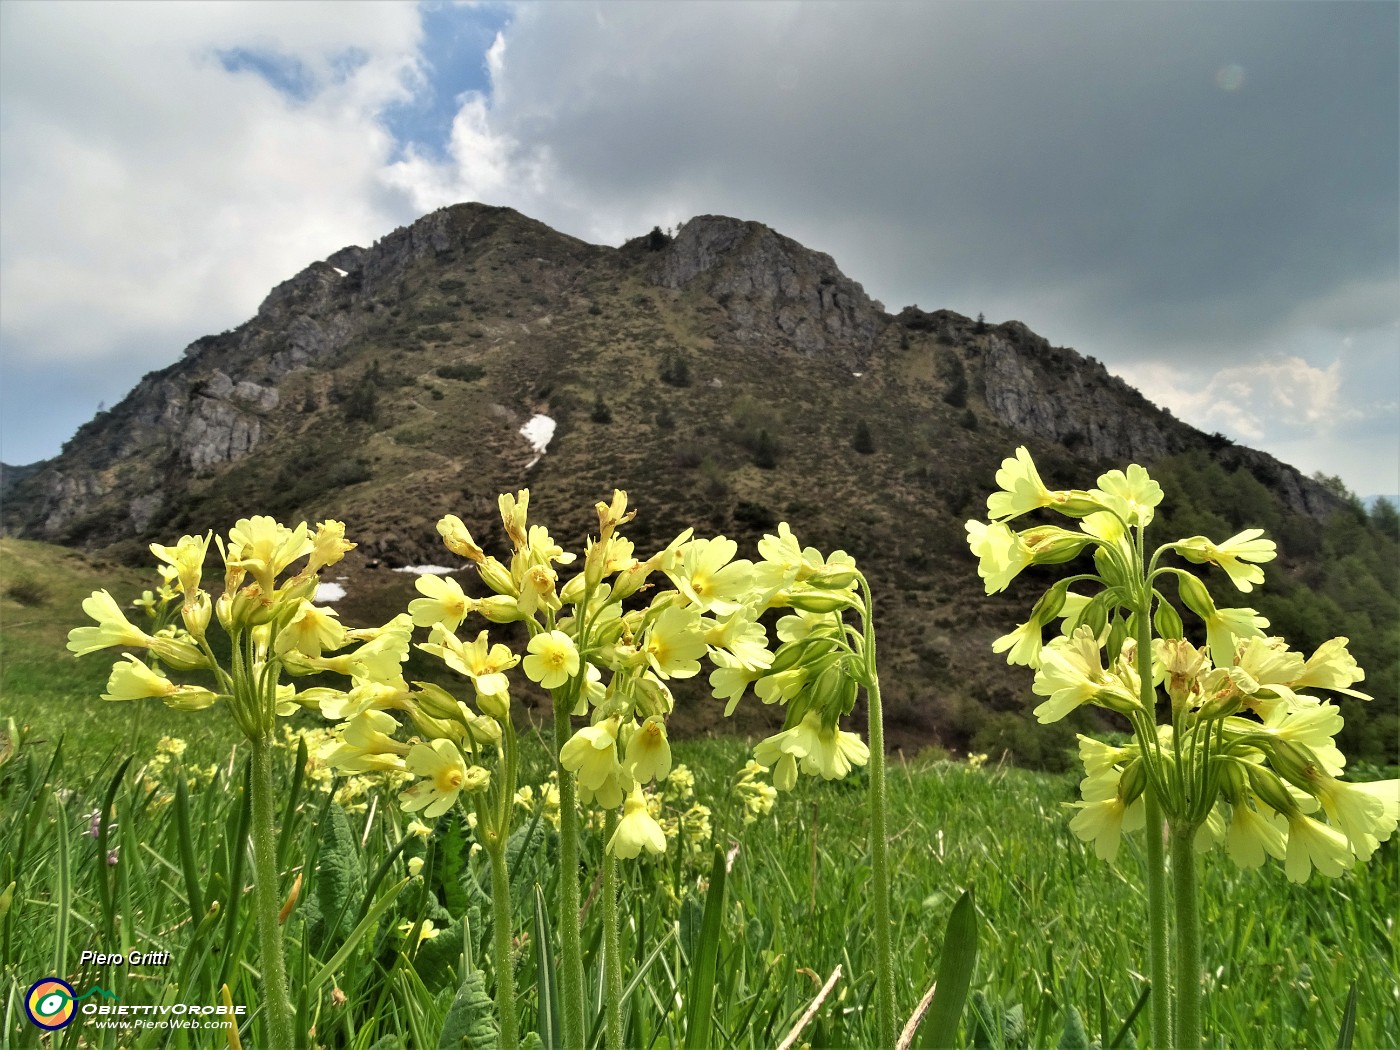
[415, 914, 467, 990]
[437, 960, 500, 1050]
[1058, 1006, 1091, 1050]
[308, 877, 410, 992]
[921, 886, 980, 1050]
[682, 847, 728, 1050]
[309, 804, 365, 953]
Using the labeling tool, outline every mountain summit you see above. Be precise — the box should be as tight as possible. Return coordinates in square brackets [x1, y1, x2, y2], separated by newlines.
[6, 203, 1389, 760]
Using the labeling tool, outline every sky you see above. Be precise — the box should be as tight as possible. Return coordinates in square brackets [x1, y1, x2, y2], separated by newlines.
[1, 1, 1396, 495]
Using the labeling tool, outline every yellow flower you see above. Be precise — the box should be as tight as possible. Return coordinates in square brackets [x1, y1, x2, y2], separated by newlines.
[1283, 811, 1354, 882]
[667, 537, 755, 615]
[405, 819, 433, 839]
[753, 711, 869, 785]
[1090, 464, 1163, 528]
[305, 520, 355, 576]
[499, 489, 530, 549]
[437, 514, 487, 562]
[608, 782, 667, 859]
[1031, 627, 1111, 723]
[68, 590, 157, 656]
[105, 654, 219, 709]
[987, 446, 1056, 520]
[643, 606, 707, 679]
[148, 533, 211, 597]
[703, 609, 773, 671]
[407, 574, 473, 632]
[1068, 795, 1145, 863]
[327, 710, 411, 772]
[275, 600, 349, 659]
[523, 630, 579, 690]
[1225, 800, 1287, 869]
[560, 717, 623, 798]
[1204, 606, 1270, 667]
[709, 649, 763, 716]
[223, 516, 314, 594]
[964, 520, 1034, 595]
[1175, 529, 1277, 593]
[992, 617, 1044, 668]
[1312, 777, 1399, 861]
[399, 739, 484, 818]
[1292, 637, 1371, 700]
[625, 716, 672, 783]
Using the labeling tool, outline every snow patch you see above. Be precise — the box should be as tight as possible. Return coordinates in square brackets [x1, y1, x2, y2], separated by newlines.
[315, 581, 347, 602]
[852, 372, 864, 378]
[392, 564, 459, 576]
[520, 413, 556, 468]
[333, 267, 348, 277]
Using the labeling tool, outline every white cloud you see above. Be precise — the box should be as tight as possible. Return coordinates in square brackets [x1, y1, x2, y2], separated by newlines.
[0, 1, 423, 365]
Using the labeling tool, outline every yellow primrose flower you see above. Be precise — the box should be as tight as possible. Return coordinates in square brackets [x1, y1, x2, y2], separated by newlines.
[400, 739, 485, 818]
[1311, 777, 1399, 861]
[709, 649, 763, 716]
[964, 520, 1034, 595]
[311, 615, 413, 685]
[304, 520, 355, 576]
[1175, 529, 1277, 592]
[643, 606, 707, 679]
[753, 711, 869, 786]
[987, 446, 1057, 520]
[68, 590, 157, 656]
[437, 513, 487, 562]
[327, 710, 412, 772]
[499, 489, 530, 549]
[1283, 811, 1354, 882]
[667, 537, 755, 616]
[148, 533, 211, 597]
[1203, 606, 1270, 667]
[224, 516, 314, 594]
[407, 856, 425, 877]
[1292, 637, 1371, 700]
[102, 654, 217, 709]
[275, 600, 349, 659]
[560, 717, 623, 797]
[607, 783, 667, 859]
[1068, 795, 1146, 863]
[1090, 464, 1163, 527]
[625, 716, 672, 784]
[703, 610, 773, 671]
[405, 819, 433, 839]
[398, 918, 441, 943]
[523, 630, 579, 690]
[992, 617, 1044, 668]
[1224, 799, 1288, 869]
[1031, 627, 1112, 723]
[408, 574, 473, 632]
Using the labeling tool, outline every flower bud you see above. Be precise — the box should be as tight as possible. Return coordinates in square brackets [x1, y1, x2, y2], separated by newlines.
[1021, 526, 1093, 565]
[181, 593, 212, 641]
[1118, 759, 1149, 806]
[560, 571, 588, 606]
[785, 589, 856, 614]
[1175, 571, 1215, 622]
[1266, 739, 1323, 794]
[1245, 763, 1300, 817]
[1152, 598, 1184, 641]
[148, 635, 211, 671]
[476, 595, 523, 624]
[806, 565, 859, 589]
[462, 765, 492, 794]
[476, 684, 510, 722]
[438, 515, 485, 562]
[163, 687, 221, 712]
[477, 557, 517, 597]
[415, 682, 466, 722]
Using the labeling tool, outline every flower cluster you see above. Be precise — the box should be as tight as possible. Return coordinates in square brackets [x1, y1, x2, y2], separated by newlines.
[969, 447, 1399, 881]
[68, 516, 359, 739]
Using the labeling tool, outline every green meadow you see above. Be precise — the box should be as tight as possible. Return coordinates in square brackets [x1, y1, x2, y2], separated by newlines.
[1, 539, 1396, 1049]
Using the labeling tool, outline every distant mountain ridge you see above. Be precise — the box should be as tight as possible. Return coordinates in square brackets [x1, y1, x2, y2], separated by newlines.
[5, 202, 1389, 763]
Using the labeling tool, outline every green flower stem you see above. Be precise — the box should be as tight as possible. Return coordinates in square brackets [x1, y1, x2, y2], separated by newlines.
[601, 810, 624, 1050]
[553, 698, 587, 1050]
[485, 834, 520, 1050]
[858, 576, 896, 1050]
[1143, 793, 1172, 1050]
[247, 733, 295, 1049]
[1169, 822, 1203, 1050]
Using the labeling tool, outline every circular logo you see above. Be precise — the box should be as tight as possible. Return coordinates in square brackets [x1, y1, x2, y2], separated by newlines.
[25, 978, 77, 1030]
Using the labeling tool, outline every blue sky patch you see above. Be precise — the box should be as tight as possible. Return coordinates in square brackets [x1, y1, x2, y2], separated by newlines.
[216, 45, 371, 103]
[381, 1, 513, 160]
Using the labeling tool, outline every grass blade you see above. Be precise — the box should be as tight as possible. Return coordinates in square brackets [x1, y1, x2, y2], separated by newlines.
[1334, 979, 1359, 1050]
[52, 798, 70, 976]
[174, 770, 205, 926]
[307, 876, 410, 992]
[534, 883, 559, 1049]
[682, 847, 728, 1050]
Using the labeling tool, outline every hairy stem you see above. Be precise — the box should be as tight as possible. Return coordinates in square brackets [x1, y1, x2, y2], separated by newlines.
[1143, 793, 1172, 1049]
[1170, 822, 1204, 1050]
[859, 576, 896, 1050]
[486, 835, 519, 1050]
[553, 700, 587, 1049]
[247, 734, 295, 1049]
[602, 811, 624, 1050]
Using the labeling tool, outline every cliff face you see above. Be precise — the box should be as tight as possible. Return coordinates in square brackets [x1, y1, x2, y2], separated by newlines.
[3, 202, 1342, 550]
